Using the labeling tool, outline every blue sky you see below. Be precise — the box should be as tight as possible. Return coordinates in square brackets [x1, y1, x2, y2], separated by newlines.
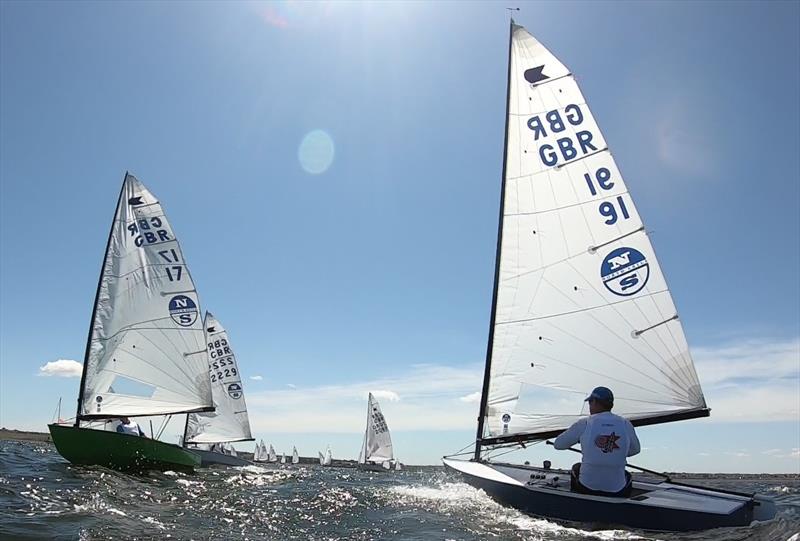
[1, 1, 798, 471]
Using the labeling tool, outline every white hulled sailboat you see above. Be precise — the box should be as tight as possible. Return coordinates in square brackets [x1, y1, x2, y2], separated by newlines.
[442, 20, 775, 531]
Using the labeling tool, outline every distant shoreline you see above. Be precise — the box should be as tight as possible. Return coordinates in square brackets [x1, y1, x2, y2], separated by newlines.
[0, 428, 51, 442]
[1, 428, 797, 478]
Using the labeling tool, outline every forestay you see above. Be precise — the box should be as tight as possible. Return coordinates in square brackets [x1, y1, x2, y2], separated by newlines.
[185, 312, 253, 444]
[78, 173, 213, 419]
[480, 23, 707, 444]
[360, 393, 394, 463]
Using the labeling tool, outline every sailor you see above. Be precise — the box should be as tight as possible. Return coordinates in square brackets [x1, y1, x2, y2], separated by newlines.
[116, 417, 146, 437]
[553, 386, 640, 496]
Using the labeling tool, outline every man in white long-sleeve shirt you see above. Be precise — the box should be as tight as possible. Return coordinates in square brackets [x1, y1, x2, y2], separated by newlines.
[553, 387, 640, 496]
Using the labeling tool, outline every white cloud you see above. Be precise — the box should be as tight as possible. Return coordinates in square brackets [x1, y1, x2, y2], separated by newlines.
[369, 390, 400, 402]
[459, 391, 481, 403]
[38, 359, 82, 378]
[246, 363, 482, 434]
[694, 337, 800, 423]
[286, 383, 297, 390]
[249, 375, 263, 381]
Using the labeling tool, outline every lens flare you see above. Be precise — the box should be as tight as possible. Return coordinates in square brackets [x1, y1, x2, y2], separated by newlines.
[298, 130, 335, 175]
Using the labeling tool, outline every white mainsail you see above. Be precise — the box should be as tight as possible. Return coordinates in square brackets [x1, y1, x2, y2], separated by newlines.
[78, 173, 213, 419]
[480, 22, 707, 444]
[324, 446, 332, 466]
[268, 444, 277, 462]
[184, 312, 253, 444]
[253, 439, 266, 462]
[359, 393, 394, 464]
[280, 453, 286, 464]
[291, 446, 299, 464]
[318, 451, 325, 465]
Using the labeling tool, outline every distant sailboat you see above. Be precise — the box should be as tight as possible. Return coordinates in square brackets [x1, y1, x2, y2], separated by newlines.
[48, 173, 214, 472]
[291, 446, 299, 465]
[357, 393, 399, 472]
[319, 446, 332, 466]
[280, 453, 286, 464]
[268, 444, 278, 463]
[442, 20, 776, 531]
[254, 440, 269, 462]
[183, 312, 253, 467]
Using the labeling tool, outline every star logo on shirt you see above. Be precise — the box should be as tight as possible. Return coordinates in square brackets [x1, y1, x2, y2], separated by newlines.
[595, 432, 621, 454]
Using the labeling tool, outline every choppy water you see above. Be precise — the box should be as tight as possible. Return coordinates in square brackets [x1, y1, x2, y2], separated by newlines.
[1, 441, 798, 541]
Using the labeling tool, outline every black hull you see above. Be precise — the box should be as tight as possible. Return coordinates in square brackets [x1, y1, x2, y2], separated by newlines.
[443, 459, 773, 532]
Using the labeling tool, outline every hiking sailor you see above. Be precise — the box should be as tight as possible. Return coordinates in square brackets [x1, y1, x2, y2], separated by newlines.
[116, 417, 147, 437]
[553, 386, 640, 496]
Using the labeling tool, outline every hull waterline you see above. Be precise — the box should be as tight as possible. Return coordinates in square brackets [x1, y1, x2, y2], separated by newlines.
[443, 458, 775, 532]
[48, 424, 200, 473]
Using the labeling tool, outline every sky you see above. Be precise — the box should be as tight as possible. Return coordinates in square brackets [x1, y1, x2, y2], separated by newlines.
[1, 1, 798, 472]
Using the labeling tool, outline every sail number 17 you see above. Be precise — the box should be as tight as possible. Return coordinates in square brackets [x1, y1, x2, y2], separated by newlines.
[159, 249, 184, 282]
[584, 167, 630, 225]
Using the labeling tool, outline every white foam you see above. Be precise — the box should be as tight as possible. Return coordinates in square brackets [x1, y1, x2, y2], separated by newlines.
[387, 482, 651, 540]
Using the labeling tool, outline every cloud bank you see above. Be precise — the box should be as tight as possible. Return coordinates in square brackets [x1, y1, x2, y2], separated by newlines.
[243, 337, 798, 434]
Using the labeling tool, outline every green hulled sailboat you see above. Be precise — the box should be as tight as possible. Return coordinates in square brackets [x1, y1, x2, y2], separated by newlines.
[49, 173, 214, 473]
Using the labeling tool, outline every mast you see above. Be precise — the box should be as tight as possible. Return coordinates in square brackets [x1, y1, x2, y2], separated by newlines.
[75, 173, 128, 425]
[474, 19, 515, 461]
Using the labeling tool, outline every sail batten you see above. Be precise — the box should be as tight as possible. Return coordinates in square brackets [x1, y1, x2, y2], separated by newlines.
[184, 312, 253, 444]
[78, 174, 213, 419]
[476, 23, 707, 450]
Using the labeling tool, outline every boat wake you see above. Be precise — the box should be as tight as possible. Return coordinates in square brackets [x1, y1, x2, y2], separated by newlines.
[386, 480, 651, 540]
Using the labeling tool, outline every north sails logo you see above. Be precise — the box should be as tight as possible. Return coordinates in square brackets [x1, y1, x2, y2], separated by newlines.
[601, 247, 650, 296]
[168, 295, 198, 327]
[227, 383, 243, 399]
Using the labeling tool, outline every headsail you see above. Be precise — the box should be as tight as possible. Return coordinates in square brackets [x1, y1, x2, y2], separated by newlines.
[477, 22, 707, 449]
[360, 393, 394, 464]
[184, 312, 253, 444]
[77, 173, 213, 419]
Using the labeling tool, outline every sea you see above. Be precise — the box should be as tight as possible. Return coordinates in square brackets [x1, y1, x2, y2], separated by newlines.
[1, 441, 798, 541]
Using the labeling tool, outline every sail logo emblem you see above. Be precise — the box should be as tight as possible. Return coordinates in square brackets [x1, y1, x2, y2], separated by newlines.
[168, 295, 198, 327]
[524, 65, 549, 85]
[227, 383, 243, 399]
[600, 247, 649, 297]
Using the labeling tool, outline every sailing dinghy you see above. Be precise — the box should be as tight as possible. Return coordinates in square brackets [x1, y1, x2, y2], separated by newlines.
[442, 21, 776, 531]
[357, 393, 400, 472]
[292, 446, 300, 465]
[183, 312, 253, 467]
[48, 173, 214, 472]
[319, 446, 333, 466]
[253, 440, 268, 462]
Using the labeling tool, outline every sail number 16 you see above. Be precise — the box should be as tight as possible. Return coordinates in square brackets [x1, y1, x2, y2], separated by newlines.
[584, 167, 630, 225]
